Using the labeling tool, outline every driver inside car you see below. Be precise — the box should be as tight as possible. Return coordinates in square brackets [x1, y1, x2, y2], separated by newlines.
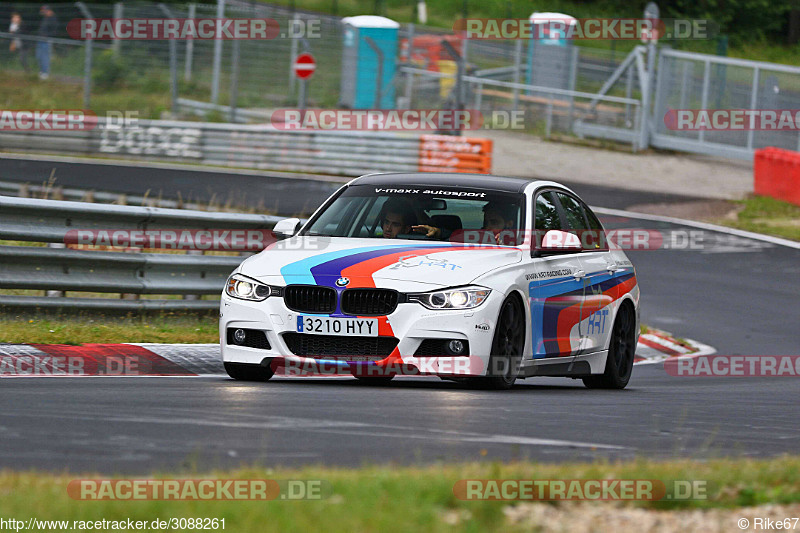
[380, 200, 418, 239]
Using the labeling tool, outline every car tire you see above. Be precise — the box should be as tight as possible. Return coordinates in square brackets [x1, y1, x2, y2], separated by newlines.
[472, 294, 525, 390]
[582, 302, 636, 390]
[224, 362, 274, 382]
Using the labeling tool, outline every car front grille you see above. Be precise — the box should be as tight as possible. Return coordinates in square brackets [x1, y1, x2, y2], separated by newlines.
[341, 289, 399, 316]
[282, 333, 399, 357]
[283, 285, 337, 314]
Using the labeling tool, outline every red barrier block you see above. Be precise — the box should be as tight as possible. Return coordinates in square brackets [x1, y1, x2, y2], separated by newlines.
[754, 147, 800, 206]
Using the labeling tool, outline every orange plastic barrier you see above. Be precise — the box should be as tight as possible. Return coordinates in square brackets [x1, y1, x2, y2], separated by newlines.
[754, 147, 800, 207]
[418, 134, 493, 174]
[400, 35, 463, 71]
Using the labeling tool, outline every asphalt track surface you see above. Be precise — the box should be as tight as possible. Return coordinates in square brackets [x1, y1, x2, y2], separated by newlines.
[1, 156, 799, 474]
[0, 154, 700, 216]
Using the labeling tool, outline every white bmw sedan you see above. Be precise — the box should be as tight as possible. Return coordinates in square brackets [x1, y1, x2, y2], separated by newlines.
[220, 173, 639, 389]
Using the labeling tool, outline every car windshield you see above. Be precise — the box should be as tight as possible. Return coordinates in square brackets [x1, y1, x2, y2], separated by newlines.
[302, 185, 525, 245]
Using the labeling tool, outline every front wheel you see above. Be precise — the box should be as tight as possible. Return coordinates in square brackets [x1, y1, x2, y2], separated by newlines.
[582, 302, 635, 389]
[224, 362, 274, 382]
[471, 294, 525, 390]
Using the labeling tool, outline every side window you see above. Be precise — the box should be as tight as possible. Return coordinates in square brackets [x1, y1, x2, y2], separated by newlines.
[534, 192, 561, 232]
[581, 202, 608, 250]
[555, 193, 587, 232]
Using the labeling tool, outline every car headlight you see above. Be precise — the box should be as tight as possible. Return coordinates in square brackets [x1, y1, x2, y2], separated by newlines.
[407, 286, 491, 310]
[225, 274, 274, 301]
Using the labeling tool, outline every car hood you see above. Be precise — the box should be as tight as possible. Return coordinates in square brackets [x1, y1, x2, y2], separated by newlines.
[239, 236, 523, 290]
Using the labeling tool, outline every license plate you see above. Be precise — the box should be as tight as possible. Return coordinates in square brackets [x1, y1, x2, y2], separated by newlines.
[296, 316, 378, 337]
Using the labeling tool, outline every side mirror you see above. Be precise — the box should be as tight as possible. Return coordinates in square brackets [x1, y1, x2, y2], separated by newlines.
[272, 218, 301, 239]
[534, 230, 582, 256]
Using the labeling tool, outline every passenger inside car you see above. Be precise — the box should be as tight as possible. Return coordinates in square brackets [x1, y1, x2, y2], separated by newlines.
[411, 200, 518, 244]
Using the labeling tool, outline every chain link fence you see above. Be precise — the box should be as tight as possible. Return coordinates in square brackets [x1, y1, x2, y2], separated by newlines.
[2, 1, 800, 159]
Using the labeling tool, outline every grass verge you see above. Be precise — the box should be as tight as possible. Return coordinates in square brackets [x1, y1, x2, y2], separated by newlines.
[0, 314, 219, 344]
[717, 195, 800, 242]
[1, 457, 800, 532]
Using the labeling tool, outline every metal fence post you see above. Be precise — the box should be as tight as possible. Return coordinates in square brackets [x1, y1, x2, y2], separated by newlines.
[638, 2, 659, 150]
[473, 80, 482, 110]
[159, 4, 179, 116]
[404, 69, 414, 108]
[651, 47, 667, 138]
[678, 60, 690, 110]
[639, 42, 656, 150]
[512, 39, 522, 110]
[76, 2, 93, 109]
[405, 23, 415, 62]
[112, 2, 123, 56]
[297, 38, 311, 110]
[364, 36, 384, 108]
[400, 23, 415, 109]
[184, 3, 196, 81]
[441, 39, 464, 110]
[567, 46, 578, 131]
[625, 63, 634, 124]
[289, 13, 299, 93]
[747, 67, 760, 151]
[698, 59, 711, 144]
[229, 39, 240, 122]
[211, 0, 226, 104]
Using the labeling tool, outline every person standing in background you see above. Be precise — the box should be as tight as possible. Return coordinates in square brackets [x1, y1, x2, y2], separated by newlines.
[9, 12, 29, 70]
[36, 5, 58, 80]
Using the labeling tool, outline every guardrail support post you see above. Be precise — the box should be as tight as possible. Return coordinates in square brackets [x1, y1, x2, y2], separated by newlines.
[46, 243, 66, 298]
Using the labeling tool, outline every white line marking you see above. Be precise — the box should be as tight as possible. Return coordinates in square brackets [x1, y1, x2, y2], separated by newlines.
[457, 435, 625, 450]
[592, 206, 800, 249]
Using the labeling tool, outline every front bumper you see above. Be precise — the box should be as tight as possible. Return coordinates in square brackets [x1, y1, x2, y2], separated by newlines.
[219, 289, 505, 377]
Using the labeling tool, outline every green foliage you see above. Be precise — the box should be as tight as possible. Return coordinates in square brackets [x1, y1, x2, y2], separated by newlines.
[92, 49, 129, 90]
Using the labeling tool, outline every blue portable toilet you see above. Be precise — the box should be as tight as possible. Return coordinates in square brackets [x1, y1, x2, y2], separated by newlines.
[340, 15, 399, 109]
[526, 12, 577, 97]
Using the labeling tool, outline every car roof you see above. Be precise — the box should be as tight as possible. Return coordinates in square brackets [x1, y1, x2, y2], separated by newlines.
[350, 172, 540, 194]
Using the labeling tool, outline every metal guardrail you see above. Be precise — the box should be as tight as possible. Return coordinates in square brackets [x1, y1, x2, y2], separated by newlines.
[0, 196, 286, 312]
[0, 118, 425, 176]
[0, 117, 492, 175]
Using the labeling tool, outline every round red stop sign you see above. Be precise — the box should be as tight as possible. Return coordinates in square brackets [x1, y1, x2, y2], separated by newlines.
[293, 53, 316, 80]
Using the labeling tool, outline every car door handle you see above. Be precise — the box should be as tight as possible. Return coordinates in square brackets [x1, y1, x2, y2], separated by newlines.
[573, 270, 585, 280]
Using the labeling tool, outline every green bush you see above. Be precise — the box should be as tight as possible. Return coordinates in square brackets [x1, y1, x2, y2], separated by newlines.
[92, 49, 129, 89]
